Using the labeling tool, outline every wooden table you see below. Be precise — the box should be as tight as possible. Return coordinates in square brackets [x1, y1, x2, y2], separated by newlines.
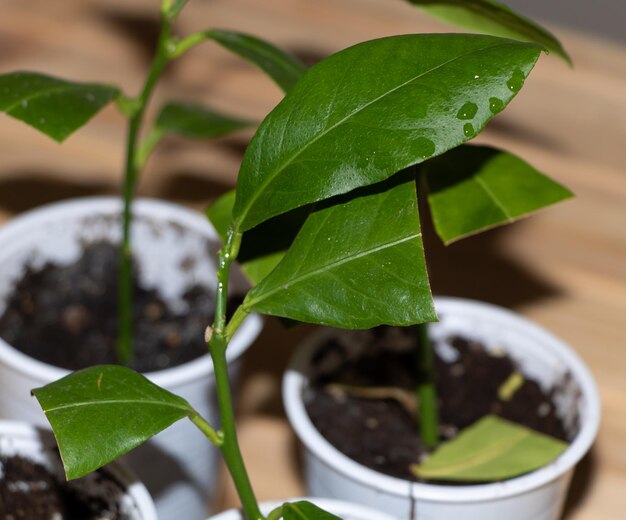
[1, 0, 625, 518]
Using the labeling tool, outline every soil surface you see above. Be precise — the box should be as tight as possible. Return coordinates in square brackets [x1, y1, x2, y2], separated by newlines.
[0, 241, 239, 372]
[305, 326, 571, 482]
[0, 455, 125, 519]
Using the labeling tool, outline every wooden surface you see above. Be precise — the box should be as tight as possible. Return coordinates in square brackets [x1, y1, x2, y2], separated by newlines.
[1, 1, 625, 518]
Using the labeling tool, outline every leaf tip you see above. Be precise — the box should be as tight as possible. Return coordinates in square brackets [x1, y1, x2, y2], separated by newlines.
[409, 462, 423, 478]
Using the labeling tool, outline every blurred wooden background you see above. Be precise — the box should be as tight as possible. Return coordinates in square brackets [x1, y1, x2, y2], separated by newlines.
[1, 0, 625, 518]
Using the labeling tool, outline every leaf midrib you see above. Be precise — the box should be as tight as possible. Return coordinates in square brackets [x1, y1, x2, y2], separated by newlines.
[419, 429, 528, 477]
[473, 174, 514, 221]
[285, 504, 308, 520]
[4, 82, 116, 113]
[43, 399, 190, 414]
[235, 39, 509, 229]
[244, 232, 420, 308]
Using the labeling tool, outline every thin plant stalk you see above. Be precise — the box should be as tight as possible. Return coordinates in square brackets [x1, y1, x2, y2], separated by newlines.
[207, 228, 264, 520]
[415, 322, 439, 447]
[117, 18, 173, 364]
[116, 3, 265, 515]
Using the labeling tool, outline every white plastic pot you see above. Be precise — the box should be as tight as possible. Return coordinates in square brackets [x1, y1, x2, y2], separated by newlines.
[0, 419, 157, 519]
[283, 297, 600, 520]
[0, 197, 263, 520]
[208, 497, 398, 520]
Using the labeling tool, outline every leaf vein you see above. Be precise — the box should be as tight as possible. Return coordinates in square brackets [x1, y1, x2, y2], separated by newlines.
[44, 399, 190, 414]
[5, 83, 115, 113]
[245, 233, 421, 308]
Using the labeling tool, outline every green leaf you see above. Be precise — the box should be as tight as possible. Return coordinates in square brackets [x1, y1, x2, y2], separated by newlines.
[206, 30, 307, 93]
[232, 34, 541, 232]
[0, 72, 119, 142]
[206, 190, 308, 285]
[411, 415, 568, 481]
[163, 0, 188, 19]
[155, 102, 253, 139]
[242, 172, 436, 328]
[424, 145, 573, 244]
[32, 365, 193, 479]
[282, 501, 341, 520]
[405, 0, 570, 64]
[497, 371, 524, 401]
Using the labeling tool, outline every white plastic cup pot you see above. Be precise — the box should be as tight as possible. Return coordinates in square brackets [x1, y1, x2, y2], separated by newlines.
[208, 497, 399, 520]
[0, 197, 263, 520]
[283, 297, 601, 520]
[0, 419, 157, 519]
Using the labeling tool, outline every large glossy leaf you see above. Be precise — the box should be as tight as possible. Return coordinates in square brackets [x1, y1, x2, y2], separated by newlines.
[0, 72, 119, 142]
[155, 102, 252, 139]
[206, 190, 308, 285]
[206, 30, 307, 93]
[424, 145, 573, 244]
[411, 415, 568, 481]
[32, 365, 193, 479]
[232, 34, 541, 232]
[282, 501, 341, 520]
[242, 173, 436, 328]
[405, 0, 570, 64]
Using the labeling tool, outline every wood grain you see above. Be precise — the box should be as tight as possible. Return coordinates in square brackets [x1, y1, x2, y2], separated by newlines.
[1, 0, 625, 518]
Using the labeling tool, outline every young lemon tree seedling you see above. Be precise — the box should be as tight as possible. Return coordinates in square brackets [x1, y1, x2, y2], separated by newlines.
[0, 2, 303, 364]
[8, 0, 573, 517]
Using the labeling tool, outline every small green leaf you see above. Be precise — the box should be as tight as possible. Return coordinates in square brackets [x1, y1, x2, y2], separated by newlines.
[233, 34, 541, 232]
[206, 190, 308, 285]
[206, 30, 307, 93]
[405, 0, 571, 64]
[155, 102, 253, 139]
[163, 0, 188, 19]
[0, 72, 119, 142]
[498, 371, 524, 401]
[242, 172, 436, 328]
[425, 145, 573, 244]
[32, 365, 194, 479]
[411, 415, 568, 481]
[282, 501, 341, 520]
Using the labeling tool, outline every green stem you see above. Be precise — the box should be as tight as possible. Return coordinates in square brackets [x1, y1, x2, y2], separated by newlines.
[190, 413, 224, 447]
[415, 322, 439, 448]
[170, 30, 215, 58]
[224, 305, 250, 343]
[208, 229, 263, 520]
[266, 506, 283, 520]
[161, 0, 188, 19]
[136, 127, 165, 170]
[117, 17, 173, 364]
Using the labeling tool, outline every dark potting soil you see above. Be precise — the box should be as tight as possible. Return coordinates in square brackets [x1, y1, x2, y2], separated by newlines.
[0, 241, 239, 372]
[0, 455, 125, 519]
[305, 327, 572, 482]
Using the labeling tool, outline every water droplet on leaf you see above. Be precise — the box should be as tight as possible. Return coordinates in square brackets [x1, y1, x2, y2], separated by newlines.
[489, 97, 504, 114]
[416, 137, 435, 159]
[463, 123, 475, 138]
[506, 69, 525, 93]
[456, 102, 478, 120]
